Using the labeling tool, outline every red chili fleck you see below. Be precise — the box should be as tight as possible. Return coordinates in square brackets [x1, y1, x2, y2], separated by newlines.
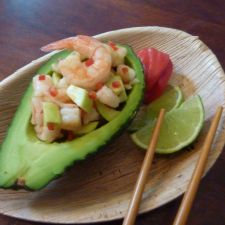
[85, 58, 94, 67]
[49, 87, 58, 97]
[108, 41, 118, 51]
[95, 82, 104, 90]
[47, 123, 55, 131]
[38, 74, 46, 81]
[88, 91, 97, 100]
[67, 131, 75, 141]
[112, 81, 121, 88]
[121, 67, 128, 74]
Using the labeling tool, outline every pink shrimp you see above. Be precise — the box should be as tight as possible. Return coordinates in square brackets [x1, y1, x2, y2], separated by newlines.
[32, 74, 72, 106]
[41, 35, 112, 90]
[31, 97, 43, 126]
[96, 85, 120, 108]
[35, 125, 61, 143]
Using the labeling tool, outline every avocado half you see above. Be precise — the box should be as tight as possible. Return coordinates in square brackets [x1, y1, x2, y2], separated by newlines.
[0, 45, 144, 190]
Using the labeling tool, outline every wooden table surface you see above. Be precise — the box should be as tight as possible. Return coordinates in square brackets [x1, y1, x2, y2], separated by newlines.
[0, 0, 225, 224]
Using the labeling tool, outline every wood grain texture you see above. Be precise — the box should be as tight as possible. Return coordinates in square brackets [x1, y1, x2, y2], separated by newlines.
[0, 1, 225, 225]
[0, 26, 225, 224]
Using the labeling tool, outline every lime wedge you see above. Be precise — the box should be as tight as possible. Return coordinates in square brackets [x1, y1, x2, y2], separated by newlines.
[131, 95, 204, 153]
[128, 106, 148, 131]
[129, 85, 183, 132]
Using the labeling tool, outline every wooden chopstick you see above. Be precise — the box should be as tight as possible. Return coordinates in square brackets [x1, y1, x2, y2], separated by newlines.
[173, 106, 223, 225]
[122, 108, 165, 225]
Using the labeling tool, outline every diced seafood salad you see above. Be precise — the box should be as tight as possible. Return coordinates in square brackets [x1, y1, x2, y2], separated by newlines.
[31, 35, 137, 142]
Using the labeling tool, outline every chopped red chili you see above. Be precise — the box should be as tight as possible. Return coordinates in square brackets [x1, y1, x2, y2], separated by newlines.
[121, 67, 128, 74]
[112, 81, 121, 88]
[88, 91, 97, 100]
[108, 41, 118, 51]
[95, 82, 104, 90]
[85, 58, 94, 67]
[49, 87, 58, 97]
[67, 131, 75, 141]
[47, 123, 55, 131]
[38, 74, 46, 81]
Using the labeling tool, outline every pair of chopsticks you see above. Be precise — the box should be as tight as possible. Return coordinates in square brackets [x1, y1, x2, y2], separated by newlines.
[123, 106, 223, 225]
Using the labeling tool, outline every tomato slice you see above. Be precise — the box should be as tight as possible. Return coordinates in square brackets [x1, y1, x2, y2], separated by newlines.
[138, 48, 170, 90]
[147, 48, 170, 90]
[137, 48, 173, 104]
[137, 49, 149, 73]
[144, 61, 173, 103]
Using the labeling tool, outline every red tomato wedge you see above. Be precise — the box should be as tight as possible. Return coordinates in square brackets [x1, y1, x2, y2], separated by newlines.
[137, 48, 173, 104]
[145, 60, 173, 102]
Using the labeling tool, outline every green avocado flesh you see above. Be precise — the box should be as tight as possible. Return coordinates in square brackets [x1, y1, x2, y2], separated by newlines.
[96, 101, 120, 121]
[0, 46, 144, 190]
[75, 122, 99, 135]
[43, 102, 61, 125]
[67, 85, 93, 113]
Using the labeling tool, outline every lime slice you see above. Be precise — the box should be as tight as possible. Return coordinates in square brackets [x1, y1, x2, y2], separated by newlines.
[128, 106, 148, 132]
[129, 85, 183, 132]
[146, 85, 183, 119]
[131, 95, 204, 154]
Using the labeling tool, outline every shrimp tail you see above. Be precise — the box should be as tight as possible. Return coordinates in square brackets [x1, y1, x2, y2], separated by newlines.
[41, 37, 77, 52]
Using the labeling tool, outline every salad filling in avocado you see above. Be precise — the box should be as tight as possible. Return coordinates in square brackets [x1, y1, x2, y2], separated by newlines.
[32, 36, 139, 143]
[0, 36, 144, 190]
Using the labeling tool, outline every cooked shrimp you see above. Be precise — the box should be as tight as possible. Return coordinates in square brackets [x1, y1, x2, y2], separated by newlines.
[83, 108, 99, 124]
[96, 85, 120, 108]
[60, 105, 81, 131]
[31, 97, 43, 126]
[32, 74, 54, 97]
[117, 64, 136, 84]
[33, 74, 72, 106]
[41, 35, 112, 90]
[104, 43, 127, 67]
[35, 125, 61, 143]
[47, 87, 72, 106]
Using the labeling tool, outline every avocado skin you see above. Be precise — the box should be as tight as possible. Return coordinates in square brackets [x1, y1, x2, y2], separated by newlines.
[0, 46, 144, 190]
